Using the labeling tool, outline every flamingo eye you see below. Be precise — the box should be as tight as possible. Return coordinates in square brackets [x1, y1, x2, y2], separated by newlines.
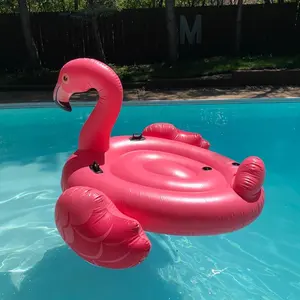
[62, 74, 69, 84]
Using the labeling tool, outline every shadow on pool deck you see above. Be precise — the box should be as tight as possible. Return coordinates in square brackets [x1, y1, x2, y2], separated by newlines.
[0, 236, 182, 300]
[0, 86, 300, 104]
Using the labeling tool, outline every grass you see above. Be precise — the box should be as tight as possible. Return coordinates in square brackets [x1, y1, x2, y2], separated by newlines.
[1, 55, 300, 86]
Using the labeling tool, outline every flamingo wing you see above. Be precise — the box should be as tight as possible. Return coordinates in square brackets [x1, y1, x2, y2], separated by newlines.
[55, 186, 151, 269]
[142, 122, 210, 149]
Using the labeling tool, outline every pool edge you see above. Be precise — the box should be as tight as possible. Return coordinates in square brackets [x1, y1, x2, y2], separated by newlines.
[0, 97, 300, 109]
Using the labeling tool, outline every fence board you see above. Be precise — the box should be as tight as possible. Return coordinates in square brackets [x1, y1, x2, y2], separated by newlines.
[0, 3, 298, 70]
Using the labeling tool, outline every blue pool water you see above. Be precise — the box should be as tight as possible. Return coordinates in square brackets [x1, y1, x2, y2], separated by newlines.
[0, 100, 300, 300]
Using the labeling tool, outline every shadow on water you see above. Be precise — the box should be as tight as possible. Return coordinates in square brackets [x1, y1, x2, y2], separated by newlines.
[0, 236, 181, 300]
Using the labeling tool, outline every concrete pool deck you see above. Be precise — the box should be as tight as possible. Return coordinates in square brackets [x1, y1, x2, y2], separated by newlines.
[0, 86, 299, 103]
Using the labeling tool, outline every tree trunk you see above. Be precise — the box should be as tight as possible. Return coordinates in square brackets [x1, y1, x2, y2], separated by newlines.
[165, 0, 177, 63]
[235, 0, 243, 55]
[18, 0, 40, 69]
[74, 0, 79, 10]
[88, 0, 106, 62]
[61, 0, 66, 11]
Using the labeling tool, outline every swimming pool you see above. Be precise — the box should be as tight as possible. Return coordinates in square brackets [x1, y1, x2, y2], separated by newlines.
[0, 99, 299, 300]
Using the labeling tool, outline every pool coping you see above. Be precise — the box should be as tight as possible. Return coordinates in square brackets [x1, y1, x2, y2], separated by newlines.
[0, 97, 300, 109]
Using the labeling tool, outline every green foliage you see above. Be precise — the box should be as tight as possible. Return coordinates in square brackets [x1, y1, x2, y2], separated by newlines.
[76, 5, 118, 17]
[26, 0, 75, 12]
[0, 0, 18, 13]
[2, 55, 300, 85]
[0, 0, 294, 13]
[117, 0, 152, 9]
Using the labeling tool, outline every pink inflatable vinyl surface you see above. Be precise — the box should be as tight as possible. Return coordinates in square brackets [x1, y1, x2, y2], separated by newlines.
[53, 58, 265, 270]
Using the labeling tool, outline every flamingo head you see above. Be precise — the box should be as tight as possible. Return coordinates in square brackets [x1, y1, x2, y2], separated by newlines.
[53, 58, 94, 112]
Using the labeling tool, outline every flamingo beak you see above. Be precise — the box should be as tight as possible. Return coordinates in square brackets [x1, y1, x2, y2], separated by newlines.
[53, 84, 72, 112]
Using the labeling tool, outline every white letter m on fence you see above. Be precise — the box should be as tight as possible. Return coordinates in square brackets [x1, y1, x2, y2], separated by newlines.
[180, 15, 202, 45]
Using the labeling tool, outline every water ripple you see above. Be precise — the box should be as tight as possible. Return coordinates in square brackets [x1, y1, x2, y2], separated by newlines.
[0, 157, 300, 299]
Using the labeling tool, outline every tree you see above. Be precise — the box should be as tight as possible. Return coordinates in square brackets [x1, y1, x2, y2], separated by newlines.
[18, 0, 40, 68]
[166, 0, 178, 62]
[235, 0, 243, 55]
[87, 0, 106, 62]
[67, 0, 118, 62]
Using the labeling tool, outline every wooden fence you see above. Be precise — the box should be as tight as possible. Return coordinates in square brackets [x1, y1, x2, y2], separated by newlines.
[0, 3, 299, 70]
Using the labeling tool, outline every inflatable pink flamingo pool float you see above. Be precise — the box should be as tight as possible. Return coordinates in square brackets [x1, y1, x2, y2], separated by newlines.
[53, 58, 266, 270]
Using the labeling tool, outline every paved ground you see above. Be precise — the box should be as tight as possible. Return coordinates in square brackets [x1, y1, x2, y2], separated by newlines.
[0, 86, 299, 103]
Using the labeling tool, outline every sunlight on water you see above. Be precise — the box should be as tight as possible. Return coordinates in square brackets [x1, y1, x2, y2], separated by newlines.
[0, 102, 300, 300]
[0, 154, 68, 290]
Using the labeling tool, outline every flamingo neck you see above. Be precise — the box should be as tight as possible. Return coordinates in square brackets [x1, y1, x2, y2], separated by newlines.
[78, 80, 123, 153]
